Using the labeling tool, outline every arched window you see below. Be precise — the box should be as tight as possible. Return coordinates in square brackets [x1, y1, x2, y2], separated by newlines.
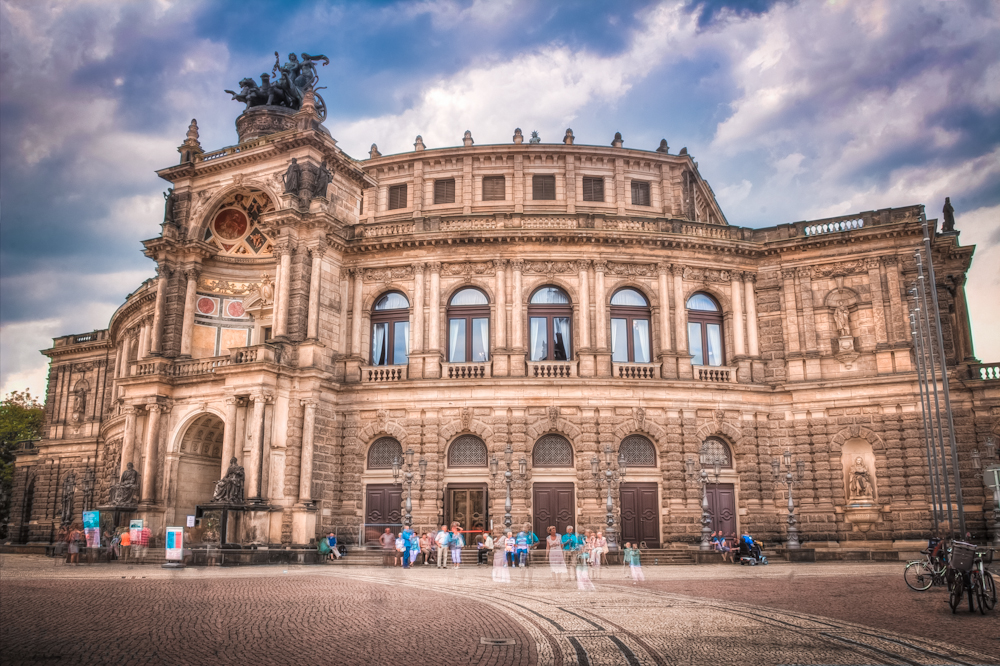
[610, 288, 651, 363]
[528, 286, 572, 361]
[619, 434, 656, 467]
[371, 291, 410, 366]
[447, 435, 488, 467]
[687, 292, 724, 366]
[701, 437, 732, 468]
[532, 434, 574, 467]
[367, 437, 403, 469]
[447, 288, 490, 363]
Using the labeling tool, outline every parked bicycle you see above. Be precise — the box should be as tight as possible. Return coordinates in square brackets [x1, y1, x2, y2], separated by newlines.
[948, 542, 997, 614]
[903, 538, 949, 591]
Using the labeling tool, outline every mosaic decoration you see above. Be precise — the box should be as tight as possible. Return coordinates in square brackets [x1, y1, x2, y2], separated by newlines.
[206, 189, 276, 257]
[619, 435, 656, 467]
[448, 435, 488, 468]
[197, 297, 218, 315]
[226, 301, 247, 318]
[367, 437, 403, 470]
[532, 434, 574, 468]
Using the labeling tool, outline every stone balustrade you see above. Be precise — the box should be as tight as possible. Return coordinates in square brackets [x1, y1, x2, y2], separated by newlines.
[612, 362, 659, 380]
[970, 362, 1000, 381]
[695, 365, 738, 383]
[526, 360, 577, 379]
[361, 365, 407, 382]
[229, 344, 280, 365]
[442, 361, 492, 379]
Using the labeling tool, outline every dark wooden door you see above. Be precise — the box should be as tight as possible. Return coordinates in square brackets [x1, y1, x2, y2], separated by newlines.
[619, 482, 660, 547]
[445, 484, 487, 532]
[365, 484, 402, 544]
[532, 483, 575, 538]
[706, 483, 736, 538]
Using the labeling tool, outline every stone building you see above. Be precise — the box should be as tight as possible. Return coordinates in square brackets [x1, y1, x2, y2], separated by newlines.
[8, 86, 999, 552]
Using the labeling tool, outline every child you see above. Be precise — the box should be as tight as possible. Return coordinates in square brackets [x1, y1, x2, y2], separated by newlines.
[625, 542, 644, 584]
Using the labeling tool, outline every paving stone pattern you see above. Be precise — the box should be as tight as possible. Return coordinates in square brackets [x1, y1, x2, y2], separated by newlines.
[1, 556, 996, 665]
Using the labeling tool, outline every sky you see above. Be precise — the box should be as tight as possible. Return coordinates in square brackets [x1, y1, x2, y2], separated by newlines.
[1, 0, 998, 399]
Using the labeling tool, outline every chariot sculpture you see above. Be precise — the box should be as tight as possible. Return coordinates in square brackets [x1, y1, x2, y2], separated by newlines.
[225, 51, 330, 121]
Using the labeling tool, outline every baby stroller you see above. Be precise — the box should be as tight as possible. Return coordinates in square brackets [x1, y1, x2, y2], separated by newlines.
[739, 535, 768, 565]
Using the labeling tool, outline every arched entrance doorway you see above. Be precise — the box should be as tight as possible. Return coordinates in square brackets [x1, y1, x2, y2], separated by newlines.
[174, 414, 224, 524]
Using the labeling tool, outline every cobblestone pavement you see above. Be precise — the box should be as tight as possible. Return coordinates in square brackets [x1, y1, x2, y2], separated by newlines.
[1, 555, 997, 665]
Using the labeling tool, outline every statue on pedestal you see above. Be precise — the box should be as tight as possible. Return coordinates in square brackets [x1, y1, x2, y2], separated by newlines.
[109, 462, 139, 506]
[942, 197, 956, 233]
[61, 471, 76, 525]
[849, 456, 874, 499]
[213, 457, 246, 504]
[282, 158, 301, 194]
[834, 305, 851, 337]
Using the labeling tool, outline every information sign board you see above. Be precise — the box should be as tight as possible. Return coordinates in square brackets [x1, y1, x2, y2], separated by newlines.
[165, 527, 184, 561]
[187, 515, 196, 528]
[129, 519, 143, 543]
[83, 510, 101, 547]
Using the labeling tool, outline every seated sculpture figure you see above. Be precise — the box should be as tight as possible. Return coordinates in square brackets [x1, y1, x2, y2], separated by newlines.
[213, 457, 245, 504]
[109, 462, 139, 506]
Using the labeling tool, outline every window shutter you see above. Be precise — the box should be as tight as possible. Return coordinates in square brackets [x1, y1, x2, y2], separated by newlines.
[630, 181, 650, 206]
[388, 184, 407, 210]
[582, 177, 604, 202]
[532, 175, 556, 200]
[482, 176, 505, 201]
[434, 179, 456, 204]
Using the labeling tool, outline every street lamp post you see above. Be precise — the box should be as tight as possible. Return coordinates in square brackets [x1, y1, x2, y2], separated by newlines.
[490, 443, 527, 530]
[687, 446, 725, 551]
[971, 435, 999, 548]
[591, 445, 627, 549]
[772, 450, 805, 549]
[392, 448, 427, 527]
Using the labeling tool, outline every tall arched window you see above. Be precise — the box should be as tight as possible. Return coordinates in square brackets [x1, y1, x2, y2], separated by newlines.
[367, 437, 403, 469]
[371, 292, 410, 366]
[687, 292, 724, 366]
[528, 286, 572, 361]
[610, 288, 651, 363]
[532, 434, 574, 467]
[619, 434, 656, 467]
[447, 288, 490, 363]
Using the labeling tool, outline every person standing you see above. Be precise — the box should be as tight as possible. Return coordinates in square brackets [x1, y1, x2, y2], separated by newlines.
[449, 523, 464, 569]
[625, 542, 645, 584]
[435, 525, 450, 568]
[379, 527, 395, 567]
[546, 526, 566, 581]
[119, 527, 131, 564]
[515, 523, 539, 568]
[562, 526, 583, 580]
[67, 527, 82, 565]
[400, 525, 415, 569]
[475, 531, 487, 566]
[408, 529, 420, 567]
[493, 531, 510, 583]
[135, 524, 151, 561]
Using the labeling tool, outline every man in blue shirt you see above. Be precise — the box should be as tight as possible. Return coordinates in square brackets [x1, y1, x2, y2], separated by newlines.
[401, 525, 414, 569]
[515, 523, 539, 567]
[561, 525, 583, 580]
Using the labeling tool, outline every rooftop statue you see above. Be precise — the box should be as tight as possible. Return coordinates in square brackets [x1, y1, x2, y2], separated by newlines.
[225, 50, 330, 121]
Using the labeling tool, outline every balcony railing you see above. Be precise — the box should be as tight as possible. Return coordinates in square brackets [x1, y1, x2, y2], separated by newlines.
[970, 362, 1000, 381]
[229, 344, 280, 365]
[130, 344, 280, 379]
[442, 362, 492, 379]
[526, 360, 577, 379]
[612, 362, 659, 380]
[694, 365, 737, 383]
[361, 365, 407, 382]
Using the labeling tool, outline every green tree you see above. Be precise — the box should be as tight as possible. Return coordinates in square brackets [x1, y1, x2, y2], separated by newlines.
[0, 390, 44, 538]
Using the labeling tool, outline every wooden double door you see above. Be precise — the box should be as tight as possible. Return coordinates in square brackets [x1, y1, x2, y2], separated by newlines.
[445, 484, 488, 532]
[619, 482, 660, 548]
[706, 483, 737, 537]
[532, 483, 575, 538]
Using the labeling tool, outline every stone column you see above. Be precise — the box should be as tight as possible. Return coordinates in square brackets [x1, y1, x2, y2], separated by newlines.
[428, 262, 441, 353]
[275, 243, 293, 338]
[511, 260, 524, 349]
[866, 257, 888, 346]
[412, 263, 425, 352]
[298, 399, 318, 503]
[797, 267, 817, 352]
[179, 268, 200, 357]
[140, 404, 161, 503]
[306, 244, 326, 340]
[246, 393, 268, 501]
[114, 342, 125, 379]
[577, 259, 591, 349]
[952, 274, 976, 361]
[495, 259, 507, 348]
[149, 266, 169, 355]
[671, 265, 686, 353]
[731, 272, 745, 356]
[884, 256, 906, 343]
[657, 263, 672, 351]
[745, 274, 759, 356]
[221, 397, 240, 475]
[139, 318, 152, 359]
[350, 268, 363, 356]
[119, 405, 137, 477]
[594, 261, 607, 350]
[780, 268, 801, 354]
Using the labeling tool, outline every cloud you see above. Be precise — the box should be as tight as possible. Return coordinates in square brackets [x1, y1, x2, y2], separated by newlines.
[954, 203, 1000, 363]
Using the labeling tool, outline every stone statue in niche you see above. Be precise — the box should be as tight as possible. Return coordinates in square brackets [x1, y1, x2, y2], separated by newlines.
[942, 197, 956, 233]
[163, 188, 176, 226]
[212, 457, 246, 504]
[109, 462, 139, 506]
[282, 158, 301, 194]
[848, 456, 874, 499]
[71, 384, 87, 423]
[834, 304, 851, 337]
[61, 471, 76, 525]
[312, 160, 332, 199]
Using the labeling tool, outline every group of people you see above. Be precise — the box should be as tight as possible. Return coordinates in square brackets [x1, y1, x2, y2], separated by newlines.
[379, 523, 466, 569]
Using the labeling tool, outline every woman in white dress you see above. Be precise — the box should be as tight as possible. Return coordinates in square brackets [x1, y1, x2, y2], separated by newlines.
[546, 526, 566, 582]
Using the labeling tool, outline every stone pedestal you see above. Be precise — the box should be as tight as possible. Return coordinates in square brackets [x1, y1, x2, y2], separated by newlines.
[844, 501, 880, 533]
[297, 341, 324, 368]
[241, 509, 272, 546]
[577, 350, 596, 378]
[594, 351, 612, 378]
[291, 505, 317, 546]
[344, 357, 362, 384]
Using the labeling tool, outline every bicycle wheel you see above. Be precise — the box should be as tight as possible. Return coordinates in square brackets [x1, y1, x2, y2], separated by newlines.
[971, 571, 986, 615]
[904, 561, 933, 591]
[949, 574, 964, 613]
[983, 571, 997, 611]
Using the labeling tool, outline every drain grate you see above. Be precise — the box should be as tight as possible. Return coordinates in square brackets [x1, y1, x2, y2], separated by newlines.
[480, 637, 516, 646]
